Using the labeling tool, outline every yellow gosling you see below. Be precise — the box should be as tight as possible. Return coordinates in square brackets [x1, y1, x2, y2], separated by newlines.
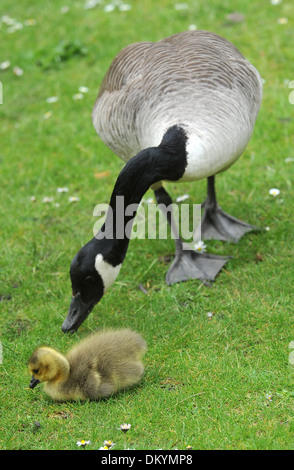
[28, 329, 147, 401]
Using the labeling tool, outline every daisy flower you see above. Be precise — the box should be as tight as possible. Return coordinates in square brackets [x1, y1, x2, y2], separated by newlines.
[174, 3, 189, 10]
[73, 93, 84, 100]
[60, 6, 70, 14]
[103, 440, 116, 449]
[43, 111, 53, 120]
[176, 193, 189, 202]
[84, 0, 100, 9]
[42, 196, 54, 203]
[277, 17, 288, 24]
[24, 18, 37, 26]
[194, 240, 207, 253]
[143, 197, 155, 204]
[7, 22, 23, 33]
[57, 187, 69, 193]
[119, 423, 131, 433]
[78, 86, 89, 94]
[77, 439, 90, 447]
[1, 15, 15, 25]
[119, 4, 132, 11]
[46, 96, 58, 104]
[269, 188, 280, 196]
[13, 66, 24, 76]
[0, 61, 11, 70]
[104, 4, 116, 13]
[69, 196, 80, 203]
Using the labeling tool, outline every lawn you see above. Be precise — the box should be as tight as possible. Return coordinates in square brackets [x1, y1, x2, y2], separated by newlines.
[0, 0, 294, 451]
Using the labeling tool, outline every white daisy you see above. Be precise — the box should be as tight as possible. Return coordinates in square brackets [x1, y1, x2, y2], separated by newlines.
[43, 111, 53, 120]
[84, 0, 100, 9]
[194, 240, 207, 253]
[7, 22, 23, 33]
[13, 66, 24, 76]
[119, 4, 132, 11]
[119, 423, 131, 432]
[104, 4, 116, 12]
[103, 440, 116, 448]
[69, 196, 80, 202]
[78, 86, 89, 93]
[60, 6, 70, 14]
[24, 18, 37, 26]
[269, 188, 280, 196]
[0, 60, 11, 70]
[73, 93, 84, 100]
[57, 187, 69, 193]
[144, 197, 155, 204]
[46, 96, 58, 104]
[176, 193, 189, 202]
[42, 196, 54, 203]
[1, 15, 16, 25]
[174, 3, 189, 10]
[76, 439, 90, 447]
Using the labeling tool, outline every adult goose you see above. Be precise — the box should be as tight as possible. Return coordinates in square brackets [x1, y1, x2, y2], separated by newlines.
[62, 30, 262, 333]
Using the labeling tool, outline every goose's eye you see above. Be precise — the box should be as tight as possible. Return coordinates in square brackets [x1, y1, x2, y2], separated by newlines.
[84, 276, 94, 286]
[80, 276, 97, 304]
[33, 369, 39, 375]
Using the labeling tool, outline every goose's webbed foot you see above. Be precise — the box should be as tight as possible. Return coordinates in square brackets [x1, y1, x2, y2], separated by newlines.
[200, 175, 261, 243]
[165, 245, 229, 285]
[200, 201, 260, 243]
[153, 185, 229, 284]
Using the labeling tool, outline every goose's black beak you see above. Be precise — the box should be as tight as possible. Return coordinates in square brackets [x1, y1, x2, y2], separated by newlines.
[29, 376, 40, 389]
[61, 293, 96, 333]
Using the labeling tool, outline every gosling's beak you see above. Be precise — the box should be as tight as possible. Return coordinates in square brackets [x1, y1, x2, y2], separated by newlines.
[29, 376, 40, 389]
[61, 293, 96, 334]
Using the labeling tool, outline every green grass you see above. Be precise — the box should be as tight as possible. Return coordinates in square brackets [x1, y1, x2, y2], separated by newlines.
[1, 0, 294, 450]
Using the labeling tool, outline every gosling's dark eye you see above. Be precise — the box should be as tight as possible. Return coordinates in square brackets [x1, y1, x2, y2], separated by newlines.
[33, 369, 39, 374]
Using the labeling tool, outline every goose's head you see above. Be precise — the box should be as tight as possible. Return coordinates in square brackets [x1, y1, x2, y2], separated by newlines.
[28, 347, 70, 389]
[62, 239, 122, 333]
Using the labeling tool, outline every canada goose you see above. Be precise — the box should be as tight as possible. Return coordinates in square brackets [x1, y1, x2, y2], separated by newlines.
[62, 30, 262, 333]
[28, 329, 147, 401]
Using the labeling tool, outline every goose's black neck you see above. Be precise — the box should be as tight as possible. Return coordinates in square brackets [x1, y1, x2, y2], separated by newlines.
[93, 125, 188, 264]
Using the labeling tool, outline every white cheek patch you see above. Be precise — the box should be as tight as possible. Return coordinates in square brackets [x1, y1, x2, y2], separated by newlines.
[94, 254, 122, 292]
